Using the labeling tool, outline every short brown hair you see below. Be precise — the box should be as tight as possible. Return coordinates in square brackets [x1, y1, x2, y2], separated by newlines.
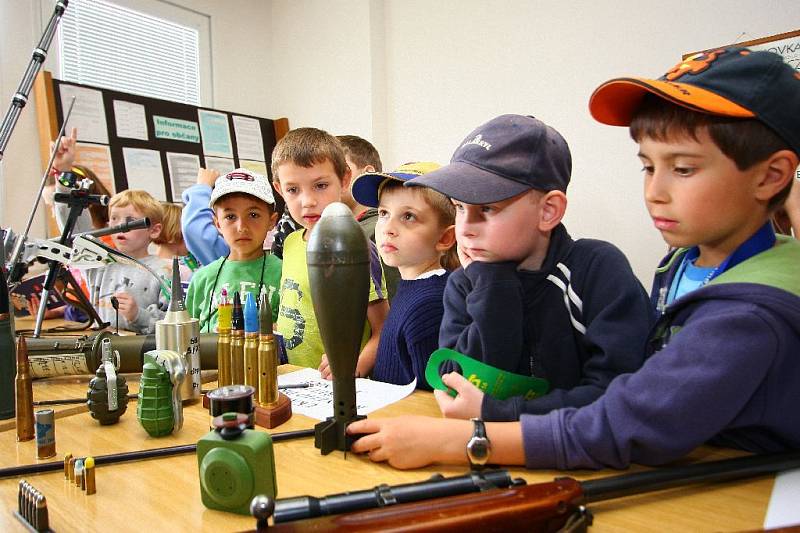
[109, 189, 163, 225]
[380, 181, 458, 271]
[153, 202, 182, 245]
[271, 128, 348, 183]
[337, 135, 383, 172]
[629, 94, 794, 210]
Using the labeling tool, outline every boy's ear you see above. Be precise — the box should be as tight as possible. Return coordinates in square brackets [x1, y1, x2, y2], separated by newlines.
[272, 180, 284, 200]
[363, 165, 376, 174]
[149, 221, 163, 241]
[436, 224, 456, 253]
[268, 210, 279, 230]
[755, 149, 800, 203]
[341, 166, 352, 191]
[538, 191, 567, 232]
[212, 212, 221, 231]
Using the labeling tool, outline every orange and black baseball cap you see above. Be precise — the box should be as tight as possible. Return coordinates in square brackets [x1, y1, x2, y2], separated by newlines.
[589, 47, 800, 156]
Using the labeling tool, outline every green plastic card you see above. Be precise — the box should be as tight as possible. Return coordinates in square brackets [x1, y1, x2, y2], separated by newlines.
[425, 348, 550, 400]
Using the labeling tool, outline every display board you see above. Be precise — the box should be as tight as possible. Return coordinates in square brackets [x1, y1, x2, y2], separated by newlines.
[33, 70, 289, 204]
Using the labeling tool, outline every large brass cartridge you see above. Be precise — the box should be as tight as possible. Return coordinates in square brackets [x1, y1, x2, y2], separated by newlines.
[230, 292, 245, 385]
[216, 289, 232, 387]
[15, 335, 34, 442]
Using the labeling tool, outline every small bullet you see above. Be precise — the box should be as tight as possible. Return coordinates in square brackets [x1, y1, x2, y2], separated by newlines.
[85, 456, 96, 495]
[74, 458, 84, 487]
[35, 494, 48, 532]
[64, 453, 73, 479]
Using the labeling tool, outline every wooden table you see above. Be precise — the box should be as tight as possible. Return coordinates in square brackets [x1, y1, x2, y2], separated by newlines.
[0, 321, 778, 531]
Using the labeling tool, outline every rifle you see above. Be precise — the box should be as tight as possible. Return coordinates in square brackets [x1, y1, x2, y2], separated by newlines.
[249, 450, 800, 532]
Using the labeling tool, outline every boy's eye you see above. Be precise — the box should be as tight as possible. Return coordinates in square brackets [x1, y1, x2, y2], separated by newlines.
[452, 202, 464, 211]
[249, 211, 261, 219]
[402, 211, 416, 222]
[480, 205, 495, 214]
[377, 208, 389, 218]
[674, 166, 694, 177]
[285, 186, 298, 194]
[641, 165, 654, 175]
[225, 214, 237, 221]
[315, 182, 328, 190]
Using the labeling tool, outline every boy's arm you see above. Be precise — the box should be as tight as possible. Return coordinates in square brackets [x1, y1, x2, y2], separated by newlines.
[181, 182, 229, 266]
[439, 262, 525, 368]
[482, 245, 652, 419]
[521, 304, 781, 470]
[347, 415, 525, 470]
[355, 298, 389, 377]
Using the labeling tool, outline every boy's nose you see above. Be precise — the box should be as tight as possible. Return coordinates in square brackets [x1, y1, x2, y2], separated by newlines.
[644, 173, 669, 204]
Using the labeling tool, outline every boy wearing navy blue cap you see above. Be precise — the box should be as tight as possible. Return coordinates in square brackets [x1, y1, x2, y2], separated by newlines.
[405, 114, 652, 421]
[348, 49, 800, 471]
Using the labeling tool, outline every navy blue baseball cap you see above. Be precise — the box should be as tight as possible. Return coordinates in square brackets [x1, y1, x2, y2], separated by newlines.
[589, 47, 800, 157]
[406, 114, 572, 204]
[351, 162, 441, 207]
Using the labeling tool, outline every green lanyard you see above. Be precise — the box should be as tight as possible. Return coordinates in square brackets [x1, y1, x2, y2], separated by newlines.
[425, 348, 550, 400]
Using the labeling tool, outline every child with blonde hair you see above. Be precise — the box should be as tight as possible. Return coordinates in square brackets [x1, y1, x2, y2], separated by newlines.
[351, 162, 457, 388]
[86, 189, 170, 334]
[155, 202, 199, 284]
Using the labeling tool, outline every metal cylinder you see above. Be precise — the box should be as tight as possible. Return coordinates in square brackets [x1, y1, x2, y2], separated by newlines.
[217, 329, 231, 387]
[23, 332, 219, 377]
[258, 334, 279, 406]
[35, 409, 56, 459]
[155, 320, 201, 403]
[244, 333, 259, 391]
[206, 385, 255, 429]
[230, 330, 245, 385]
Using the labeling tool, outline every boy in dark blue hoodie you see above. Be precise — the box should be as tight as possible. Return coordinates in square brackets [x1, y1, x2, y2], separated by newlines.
[348, 48, 800, 471]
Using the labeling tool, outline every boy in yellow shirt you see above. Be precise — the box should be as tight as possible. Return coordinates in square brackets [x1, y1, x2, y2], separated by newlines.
[272, 128, 389, 378]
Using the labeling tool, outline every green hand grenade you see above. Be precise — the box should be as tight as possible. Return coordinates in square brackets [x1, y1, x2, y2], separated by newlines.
[87, 338, 129, 425]
[87, 361, 129, 425]
[137, 350, 185, 437]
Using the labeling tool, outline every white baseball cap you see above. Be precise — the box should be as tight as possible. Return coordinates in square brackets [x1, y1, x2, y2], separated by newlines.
[209, 168, 276, 208]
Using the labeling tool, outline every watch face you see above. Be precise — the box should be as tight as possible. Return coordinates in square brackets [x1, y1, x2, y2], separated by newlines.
[468, 437, 490, 461]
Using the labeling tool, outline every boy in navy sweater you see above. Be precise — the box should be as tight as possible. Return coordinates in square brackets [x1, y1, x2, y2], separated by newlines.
[407, 114, 651, 421]
[349, 48, 800, 471]
[351, 162, 458, 389]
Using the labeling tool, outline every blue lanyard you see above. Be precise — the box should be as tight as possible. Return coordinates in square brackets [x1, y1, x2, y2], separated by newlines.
[667, 222, 776, 305]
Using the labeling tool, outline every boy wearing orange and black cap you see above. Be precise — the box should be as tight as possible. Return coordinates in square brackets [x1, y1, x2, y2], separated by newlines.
[347, 48, 800, 471]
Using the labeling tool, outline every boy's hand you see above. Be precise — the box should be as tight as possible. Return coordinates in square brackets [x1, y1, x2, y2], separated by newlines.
[52, 127, 77, 172]
[457, 244, 474, 269]
[197, 168, 220, 188]
[318, 354, 333, 380]
[348, 416, 459, 469]
[112, 291, 139, 322]
[434, 372, 483, 419]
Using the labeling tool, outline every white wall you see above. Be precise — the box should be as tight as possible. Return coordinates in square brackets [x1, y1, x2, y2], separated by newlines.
[270, 0, 799, 282]
[2, 0, 798, 282]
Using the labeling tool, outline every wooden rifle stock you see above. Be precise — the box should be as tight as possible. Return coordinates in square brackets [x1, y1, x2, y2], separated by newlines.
[254, 451, 800, 532]
[265, 478, 584, 532]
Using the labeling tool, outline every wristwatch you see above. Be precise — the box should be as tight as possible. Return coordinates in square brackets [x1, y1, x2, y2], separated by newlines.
[466, 418, 491, 468]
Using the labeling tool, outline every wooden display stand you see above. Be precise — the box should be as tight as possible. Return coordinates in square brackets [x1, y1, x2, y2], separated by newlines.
[254, 392, 292, 429]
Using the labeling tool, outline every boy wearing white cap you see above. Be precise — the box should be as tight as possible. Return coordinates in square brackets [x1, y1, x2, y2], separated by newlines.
[186, 169, 282, 333]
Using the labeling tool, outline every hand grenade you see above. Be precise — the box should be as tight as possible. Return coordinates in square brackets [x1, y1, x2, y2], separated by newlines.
[86, 339, 128, 425]
[137, 350, 186, 437]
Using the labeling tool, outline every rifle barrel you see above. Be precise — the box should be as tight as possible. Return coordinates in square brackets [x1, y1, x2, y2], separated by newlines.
[581, 450, 800, 503]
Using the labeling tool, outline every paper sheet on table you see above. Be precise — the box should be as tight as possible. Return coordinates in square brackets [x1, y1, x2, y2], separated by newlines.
[277, 367, 417, 421]
[764, 468, 800, 528]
